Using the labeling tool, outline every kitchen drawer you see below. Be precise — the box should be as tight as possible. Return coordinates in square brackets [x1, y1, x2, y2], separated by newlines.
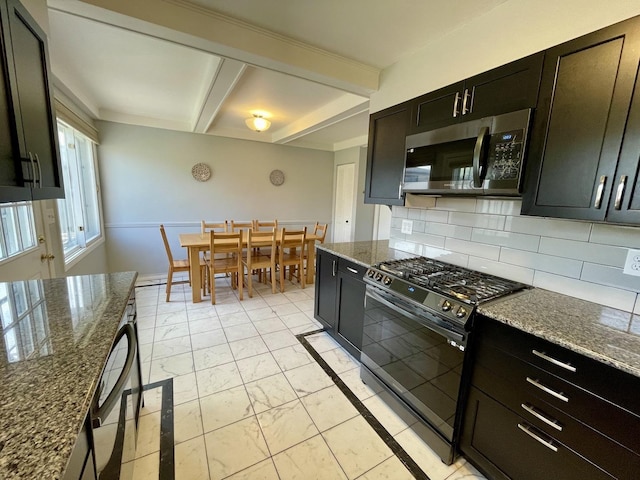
[461, 386, 614, 480]
[477, 316, 640, 417]
[473, 340, 640, 456]
[472, 360, 640, 478]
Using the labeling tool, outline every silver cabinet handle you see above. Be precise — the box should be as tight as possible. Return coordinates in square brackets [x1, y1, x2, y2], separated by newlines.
[614, 175, 627, 210]
[346, 266, 359, 274]
[526, 377, 568, 402]
[332, 260, 336, 277]
[517, 423, 558, 452]
[27, 152, 36, 186]
[453, 91, 461, 118]
[33, 153, 42, 187]
[594, 175, 607, 208]
[532, 350, 576, 372]
[462, 88, 472, 115]
[521, 403, 563, 431]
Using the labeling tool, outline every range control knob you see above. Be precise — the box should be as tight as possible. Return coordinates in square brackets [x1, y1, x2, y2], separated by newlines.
[383, 276, 392, 285]
[367, 269, 375, 277]
[456, 306, 468, 318]
[442, 300, 452, 312]
[375, 272, 383, 281]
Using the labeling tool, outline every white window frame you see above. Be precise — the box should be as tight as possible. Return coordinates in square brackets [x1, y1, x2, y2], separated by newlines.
[56, 120, 104, 269]
[0, 202, 37, 264]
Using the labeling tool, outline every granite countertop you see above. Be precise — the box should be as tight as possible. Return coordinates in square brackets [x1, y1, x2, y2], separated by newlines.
[320, 240, 640, 379]
[0, 271, 137, 480]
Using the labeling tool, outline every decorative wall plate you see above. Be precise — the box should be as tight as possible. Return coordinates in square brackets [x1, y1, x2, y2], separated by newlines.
[191, 163, 211, 182]
[269, 169, 285, 186]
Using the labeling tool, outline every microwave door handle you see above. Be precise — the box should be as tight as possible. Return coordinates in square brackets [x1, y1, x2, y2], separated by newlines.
[472, 126, 490, 188]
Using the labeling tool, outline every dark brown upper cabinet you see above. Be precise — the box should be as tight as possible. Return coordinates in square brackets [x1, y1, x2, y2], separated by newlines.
[0, 0, 63, 203]
[364, 100, 411, 205]
[522, 16, 640, 223]
[410, 53, 544, 134]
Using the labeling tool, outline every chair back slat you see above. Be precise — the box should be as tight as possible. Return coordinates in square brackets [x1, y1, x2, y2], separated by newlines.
[160, 224, 174, 263]
[201, 220, 228, 234]
[313, 222, 328, 243]
[253, 219, 278, 231]
[210, 231, 242, 255]
[230, 220, 253, 232]
[247, 228, 277, 250]
[280, 227, 306, 249]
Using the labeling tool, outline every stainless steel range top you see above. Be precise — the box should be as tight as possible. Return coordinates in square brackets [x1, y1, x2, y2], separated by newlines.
[364, 256, 528, 328]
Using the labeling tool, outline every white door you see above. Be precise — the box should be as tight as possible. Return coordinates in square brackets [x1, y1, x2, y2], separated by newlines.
[334, 163, 355, 243]
[0, 201, 54, 282]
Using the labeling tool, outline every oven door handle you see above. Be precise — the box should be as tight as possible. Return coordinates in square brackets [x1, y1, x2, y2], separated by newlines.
[366, 287, 465, 344]
[472, 126, 490, 188]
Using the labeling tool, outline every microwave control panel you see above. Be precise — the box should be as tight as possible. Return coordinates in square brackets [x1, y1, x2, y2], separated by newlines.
[486, 129, 524, 180]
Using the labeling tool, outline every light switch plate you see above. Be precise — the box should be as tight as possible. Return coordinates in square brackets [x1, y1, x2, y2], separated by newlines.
[401, 219, 413, 235]
[623, 249, 640, 276]
[45, 208, 55, 225]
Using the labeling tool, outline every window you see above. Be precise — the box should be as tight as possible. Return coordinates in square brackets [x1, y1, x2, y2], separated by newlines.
[0, 202, 36, 261]
[57, 121, 102, 262]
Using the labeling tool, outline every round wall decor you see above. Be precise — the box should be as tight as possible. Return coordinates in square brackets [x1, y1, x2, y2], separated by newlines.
[269, 169, 285, 186]
[191, 163, 211, 182]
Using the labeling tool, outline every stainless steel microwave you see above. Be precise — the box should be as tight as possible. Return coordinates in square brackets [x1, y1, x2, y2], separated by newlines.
[403, 108, 532, 196]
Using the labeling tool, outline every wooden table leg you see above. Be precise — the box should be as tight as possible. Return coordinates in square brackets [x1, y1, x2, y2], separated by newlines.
[190, 245, 202, 303]
[306, 242, 315, 284]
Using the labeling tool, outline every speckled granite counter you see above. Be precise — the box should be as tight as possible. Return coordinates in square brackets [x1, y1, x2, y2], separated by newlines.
[320, 241, 640, 379]
[478, 288, 640, 379]
[0, 271, 137, 480]
[317, 240, 414, 267]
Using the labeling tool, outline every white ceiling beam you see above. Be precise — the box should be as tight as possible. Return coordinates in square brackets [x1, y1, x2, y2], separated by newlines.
[271, 95, 369, 144]
[99, 108, 192, 132]
[192, 58, 246, 134]
[49, 0, 379, 97]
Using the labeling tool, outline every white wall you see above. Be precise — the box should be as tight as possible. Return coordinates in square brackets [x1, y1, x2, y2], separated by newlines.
[390, 199, 640, 314]
[371, 0, 640, 112]
[97, 121, 334, 275]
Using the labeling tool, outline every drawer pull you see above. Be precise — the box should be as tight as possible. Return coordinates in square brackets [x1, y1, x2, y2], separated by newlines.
[526, 377, 569, 402]
[521, 403, 563, 431]
[346, 266, 359, 274]
[532, 350, 576, 372]
[517, 423, 558, 452]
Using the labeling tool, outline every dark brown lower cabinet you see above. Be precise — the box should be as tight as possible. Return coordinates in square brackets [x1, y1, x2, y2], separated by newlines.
[314, 249, 365, 359]
[460, 315, 640, 479]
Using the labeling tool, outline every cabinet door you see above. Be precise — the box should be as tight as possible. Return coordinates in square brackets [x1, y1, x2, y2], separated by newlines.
[335, 260, 365, 359]
[522, 17, 640, 221]
[5, 0, 63, 199]
[364, 101, 410, 205]
[0, 0, 29, 201]
[607, 62, 640, 224]
[464, 52, 543, 121]
[314, 250, 338, 330]
[410, 82, 464, 133]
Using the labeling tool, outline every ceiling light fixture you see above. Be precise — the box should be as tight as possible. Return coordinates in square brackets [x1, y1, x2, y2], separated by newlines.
[245, 114, 271, 132]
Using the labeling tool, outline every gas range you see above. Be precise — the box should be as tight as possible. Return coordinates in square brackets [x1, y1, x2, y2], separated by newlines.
[364, 256, 528, 329]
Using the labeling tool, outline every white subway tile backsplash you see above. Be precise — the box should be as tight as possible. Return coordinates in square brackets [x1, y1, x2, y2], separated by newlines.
[407, 232, 446, 249]
[475, 198, 522, 215]
[421, 209, 449, 223]
[539, 237, 628, 267]
[448, 212, 506, 230]
[581, 263, 640, 291]
[424, 222, 472, 241]
[390, 198, 640, 312]
[444, 238, 500, 261]
[471, 229, 540, 252]
[504, 216, 591, 241]
[533, 271, 637, 312]
[467, 257, 535, 284]
[434, 197, 477, 212]
[499, 248, 583, 278]
[590, 224, 640, 248]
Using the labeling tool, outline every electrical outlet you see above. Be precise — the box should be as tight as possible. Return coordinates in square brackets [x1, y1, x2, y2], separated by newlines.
[401, 219, 413, 235]
[623, 249, 640, 277]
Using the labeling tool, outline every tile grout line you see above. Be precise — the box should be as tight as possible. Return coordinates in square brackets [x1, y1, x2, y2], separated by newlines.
[296, 330, 431, 480]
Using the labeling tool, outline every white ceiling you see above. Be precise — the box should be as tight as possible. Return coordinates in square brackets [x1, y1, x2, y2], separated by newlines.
[46, 0, 508, 151]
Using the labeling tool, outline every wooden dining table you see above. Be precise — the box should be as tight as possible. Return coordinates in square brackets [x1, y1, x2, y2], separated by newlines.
[179, 231, 321, 303]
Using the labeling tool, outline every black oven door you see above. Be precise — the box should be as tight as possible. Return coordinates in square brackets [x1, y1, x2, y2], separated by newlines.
[361, 285, 467, 442]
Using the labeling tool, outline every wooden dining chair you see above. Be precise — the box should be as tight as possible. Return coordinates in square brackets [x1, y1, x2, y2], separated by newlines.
[253, 219, 278, 231]
[230, 220, 253, 232]
[277, 227, 307, 292]
[201, 220, 228, 234]
[160, 224, 206, 302]
[313, 222, 328, 244]
[207, 231, 243, 304]
[242, 228, 277, 297]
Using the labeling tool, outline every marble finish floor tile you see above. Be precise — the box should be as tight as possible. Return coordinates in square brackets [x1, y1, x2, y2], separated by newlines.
[131, 281, 486, 480]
